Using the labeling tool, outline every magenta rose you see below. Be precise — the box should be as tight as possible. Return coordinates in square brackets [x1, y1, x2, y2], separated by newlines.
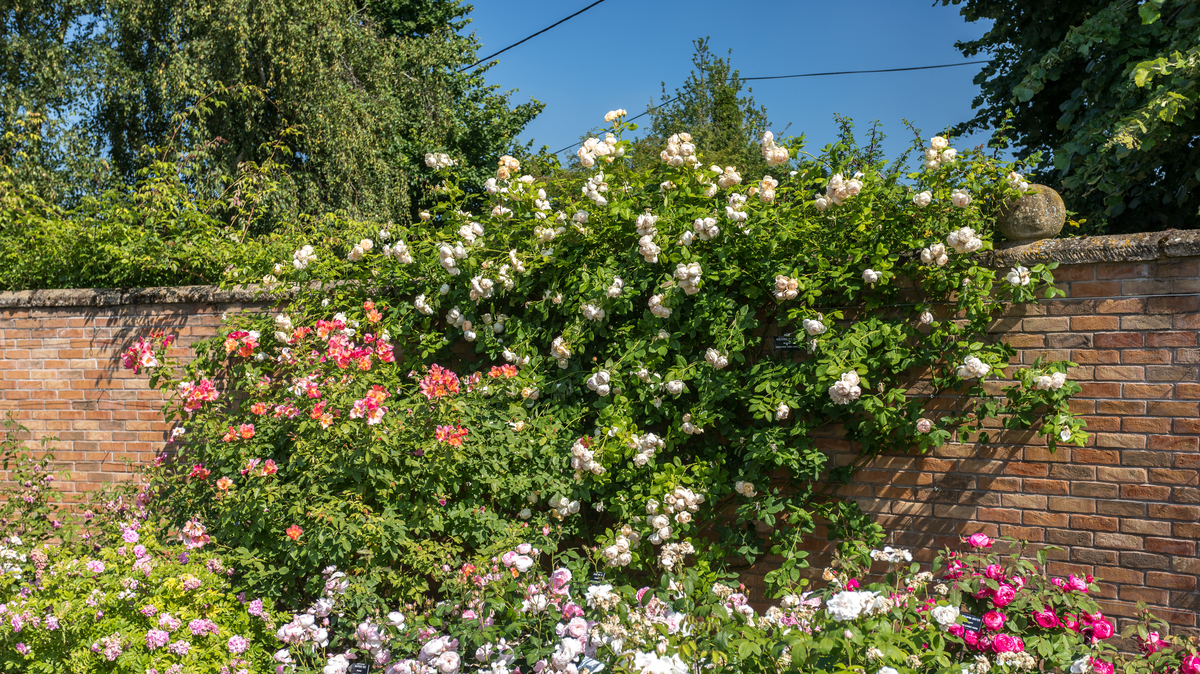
[982, 611, 1005, 631]
[1089, 618, 1114, 642]
[984, 564, 1006, 581]
[1091, 658, 1115, 674]
[1181, 655, 1200, 674]
[991, 634, 1019, 653]
[1066, 574, 1089, 592]
[944, 560, 967, 579]
[1010, 575, 1026, 589]
[948, 624, 965, 637]
[1051, 577, 1067, 589]
[967, 533, 993, 549]
[1032, 606, 1060, 629]
[1062, 614, 1079, 631]
[1141, 632, 1169, 655]
[963, 630, 979, 648]
[992, 584, 1017, 607]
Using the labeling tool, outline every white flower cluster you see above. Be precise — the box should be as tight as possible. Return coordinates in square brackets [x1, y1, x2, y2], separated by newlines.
[774, 275, 799, 300]
[292, 244, 317, 270]
[761, 131, 789, 167]
[383, 240, 413, 263]
[775, 402, 790, 420]
[1033, 371, 1068, 391]
[1007, 171, 1030, 192]
[602, 525, 640, 567]
[607, 276, 623, 297]
[673, 262, 702, 294]
[659, 541, 695, 572]
[550, 336, 572, 368]
[571, 437, 605, 476]
[688, 217, 720, 247]
[996, 652, 1037, 671]
[923, 136, 956, 170]
[415, 294, 434, 315]
[946, 226, 982, 254]
[862, 269, 882, 284]
[660, 133, 700, 168]
[664, 379, 684, 395]
[725, 192, 748, 223]
[604, 109, 627, 123]
[548, 495, 580, 520]
[458, 221, 484, 245]
[803, 315, 827, 335]
[629, 432, 664, 467]
[705, 348, 728, 369]
[534, 224, 564, 244]
[951, 188, 972, 208]
[638, 234, 660, 263]
[930, 604, 961, 627]
[424, 152, 455, 170]
[582, 172, 609, 207]
[733, 480, 756, 498]
[446, 306, 466, 329]
[957, 356, 991, 379]
[828, 371, 862, 405]
[648, 294, 670, 318]
[585, 370, 611, 397]
[438, 242, 468, 275]
[577, 134, 623, 168]
[347, 238, 374, 261]
[825, 590, 884, 621]
[1005, 265, 1031, 286]
[913, 190, 933, 208]
[495, 155, 520, 181]
[273, 314, 294, 342]
[581, 303, 605, 321]
[277, 568, 348, 648]
[632, 653, 687, 674]
[869, 546, 913, 563]
[921, 242, 949, 266]
[469, 275, 494, 302]
[681, 413, 703, 435]
[759, 175, 778, 204]
[635, 212, 658, 236]
[715, 165, 742, 189]
[647, 486, 703, 539]
[814, 172, 864, 211]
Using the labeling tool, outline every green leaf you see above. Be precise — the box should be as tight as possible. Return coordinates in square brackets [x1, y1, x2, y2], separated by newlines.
[1139, 1, 1161, 24]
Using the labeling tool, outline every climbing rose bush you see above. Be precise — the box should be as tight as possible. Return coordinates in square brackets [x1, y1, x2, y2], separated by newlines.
[126, 116, 1087, 615]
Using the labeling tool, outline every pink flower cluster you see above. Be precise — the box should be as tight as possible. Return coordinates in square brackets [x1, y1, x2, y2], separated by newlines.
[178, 379, 220, 413]
[350, 385, 390, 425]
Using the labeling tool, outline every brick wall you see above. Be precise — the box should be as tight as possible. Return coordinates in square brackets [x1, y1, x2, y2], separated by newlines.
[1, 231, 1198, 631]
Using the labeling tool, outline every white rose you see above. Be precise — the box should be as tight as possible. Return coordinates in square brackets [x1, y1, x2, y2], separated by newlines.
[912, 191, 932, 208]
[862, 269, 881, 284]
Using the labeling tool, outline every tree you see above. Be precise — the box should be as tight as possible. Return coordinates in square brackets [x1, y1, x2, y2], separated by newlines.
[942, 0, 1200, 234]
[0, 0, 542, 226]
[632, 39, 775, 176]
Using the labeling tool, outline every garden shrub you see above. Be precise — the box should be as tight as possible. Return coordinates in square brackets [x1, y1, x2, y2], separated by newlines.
[0, 508, 281, 673]
[126, 114, 1089, 620]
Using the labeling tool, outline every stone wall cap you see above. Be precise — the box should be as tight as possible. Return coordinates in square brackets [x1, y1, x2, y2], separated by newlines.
[0, 284, 268, 309]
[989, 229, 1200, 267]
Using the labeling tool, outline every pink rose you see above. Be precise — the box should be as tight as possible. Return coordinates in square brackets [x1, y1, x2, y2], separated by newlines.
[1180, 655, 1200, 674]
[944, 560, 967, 579]
[1089, 618, 1114, 642]
[846, 579, 860, 590]
[967, 533, 992, 549]
[982, 611, 1005, 631]
[1051, 577, 1067, 589]
[1091, 659, 1115, 674]
[1066, 574, 1089, 592]
[963, 630, 979, 648]
[991, 634, 1019, 653]
[985, 564, 1006, 581]
[992, 585, 1016, 607]
[1010, 576, 1026, 589]
[1062, 614, 1079, 632]
[1141, 632, 1169, 655]
[1032, 606, 1060, 629]
[948, 624, 965, 637]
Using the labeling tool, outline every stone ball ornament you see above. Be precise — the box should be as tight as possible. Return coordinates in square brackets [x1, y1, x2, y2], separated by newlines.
[997, 184, 1067, 244]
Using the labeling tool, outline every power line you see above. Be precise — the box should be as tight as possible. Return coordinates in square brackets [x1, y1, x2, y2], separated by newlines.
[459, 0, 610, 73]
[549, 59, 993, 156]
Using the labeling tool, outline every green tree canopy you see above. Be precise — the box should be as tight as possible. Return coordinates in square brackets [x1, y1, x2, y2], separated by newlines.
[943, 0, 1200, 234]
[1, 0, 542, 226]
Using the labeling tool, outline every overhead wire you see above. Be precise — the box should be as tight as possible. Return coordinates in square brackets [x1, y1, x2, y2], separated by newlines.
[459, 0, 610, 72]
[549, 59, 993, 156]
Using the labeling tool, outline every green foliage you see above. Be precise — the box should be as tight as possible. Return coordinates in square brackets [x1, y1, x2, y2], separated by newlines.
[1, 0, 541, 225]
[127, 117, 1085, 618]
[0, 415, 66, 544]
[0, 516, 282, 674]
[632, 38, 775, 175]
[942, 0, 1200, 234]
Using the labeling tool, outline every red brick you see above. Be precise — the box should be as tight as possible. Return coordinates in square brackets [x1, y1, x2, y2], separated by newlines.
[1146, 331, 1198, 347]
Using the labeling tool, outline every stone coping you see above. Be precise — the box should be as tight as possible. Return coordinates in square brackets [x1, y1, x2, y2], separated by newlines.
[1, 230, 1196, 308]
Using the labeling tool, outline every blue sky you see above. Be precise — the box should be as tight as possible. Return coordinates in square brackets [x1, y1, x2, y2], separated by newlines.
[461, 0, 996, 162]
